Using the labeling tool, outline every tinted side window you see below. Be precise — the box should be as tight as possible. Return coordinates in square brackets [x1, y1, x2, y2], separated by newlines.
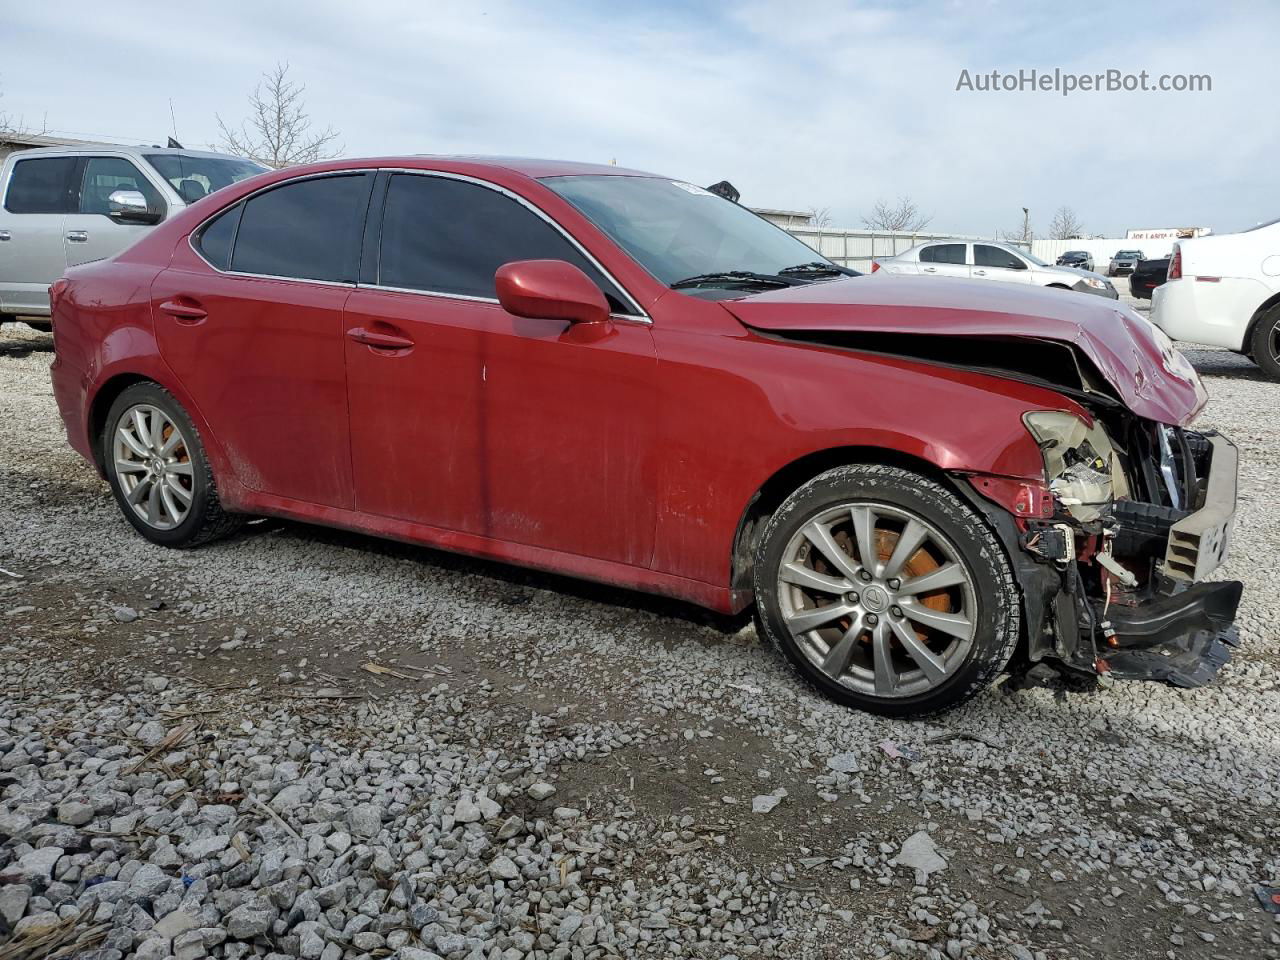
[974, 245, 1024, 269]
[920, 243, 965, 265]
[79, 157, 164, 215]
[378, 174, 628, 309]
[197, 203, 242, 271]
[4, 157, 79, 214]
[231, 174, 370, 282]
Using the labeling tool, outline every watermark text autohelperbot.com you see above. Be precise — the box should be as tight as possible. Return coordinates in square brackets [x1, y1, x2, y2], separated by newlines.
[956, 68, 1211, 96]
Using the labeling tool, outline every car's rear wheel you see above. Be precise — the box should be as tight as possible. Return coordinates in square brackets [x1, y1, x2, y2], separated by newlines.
[753, 464, 1020, 717]
[1249, 307, 1280, 380]
[103, 383, 243, 547]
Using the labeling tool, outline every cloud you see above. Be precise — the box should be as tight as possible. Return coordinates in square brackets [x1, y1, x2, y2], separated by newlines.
[3, 0, 1276, 235]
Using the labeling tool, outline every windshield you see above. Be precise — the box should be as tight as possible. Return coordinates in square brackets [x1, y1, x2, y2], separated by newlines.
[144, 153, 267, 203]
[542, 175, 836, 287]
[1116, 250, 1142, 258]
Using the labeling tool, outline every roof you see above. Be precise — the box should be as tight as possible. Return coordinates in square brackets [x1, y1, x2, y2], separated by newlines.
[5, 142, 254, 161]
[409, 156, 660, 178]
[751, 207, 813, 219]
[0, 132, 96, 149]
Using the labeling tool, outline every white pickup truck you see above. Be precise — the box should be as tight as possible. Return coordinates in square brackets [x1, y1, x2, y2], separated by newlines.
[1151, 219, 1280, 380]
[0, 144, 265, 329]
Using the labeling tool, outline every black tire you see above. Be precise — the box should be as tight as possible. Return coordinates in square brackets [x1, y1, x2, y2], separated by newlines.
[1248, 308, 1280, 380]
[102, 382, 243, 547]
[26, 320, 52, 333]
[752, 464, 1021, 717]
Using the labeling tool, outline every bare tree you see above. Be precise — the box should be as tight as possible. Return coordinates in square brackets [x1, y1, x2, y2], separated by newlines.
[0, 83, 46, 140]
[861, 196, 932, 233]
[1000, 207, 1034, 246]
[807, 206, 834, 229]
[217, 63, 341, 168]
[1048, 206, 1085, 240]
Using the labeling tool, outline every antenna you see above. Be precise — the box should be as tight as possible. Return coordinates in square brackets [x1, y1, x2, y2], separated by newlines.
[169, 99, 178, 140]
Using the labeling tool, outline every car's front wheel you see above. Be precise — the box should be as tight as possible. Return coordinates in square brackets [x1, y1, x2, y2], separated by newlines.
[103, 382, 243, 547]
[753, 464, 1021, 717]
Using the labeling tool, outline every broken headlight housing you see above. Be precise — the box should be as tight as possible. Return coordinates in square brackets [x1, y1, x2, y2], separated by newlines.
[1023, 411, 1129, 523]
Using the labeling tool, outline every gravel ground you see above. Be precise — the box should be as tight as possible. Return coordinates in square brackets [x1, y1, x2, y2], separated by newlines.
[1, 304, 1278, 960]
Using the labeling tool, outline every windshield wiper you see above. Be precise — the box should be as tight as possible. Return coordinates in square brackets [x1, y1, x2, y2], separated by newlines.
[670, 271, 801, 290]
[778, 261, 857, 277]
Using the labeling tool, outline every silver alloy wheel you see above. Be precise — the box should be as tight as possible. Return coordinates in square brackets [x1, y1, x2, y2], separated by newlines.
[776, 501, 977, 699]
[112, 404, 195, 530]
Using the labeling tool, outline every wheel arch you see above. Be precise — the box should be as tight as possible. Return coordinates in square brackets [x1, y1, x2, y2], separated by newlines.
[1243, 292, 1280, 355]
[728, 445, 961, 594]
[87, 373, 157, 473]
[86, 370, 235, 500]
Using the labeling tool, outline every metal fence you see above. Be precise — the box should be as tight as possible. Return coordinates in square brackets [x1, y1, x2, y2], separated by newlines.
[783, 228, 1004, 272]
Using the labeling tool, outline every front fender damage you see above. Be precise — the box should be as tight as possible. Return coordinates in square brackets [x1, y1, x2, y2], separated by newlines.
[957, 429, 1243, 690]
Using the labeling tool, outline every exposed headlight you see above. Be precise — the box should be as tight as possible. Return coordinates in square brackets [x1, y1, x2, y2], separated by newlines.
[1023, 411, 1128, 523]
[1083, 277, 1108, 289]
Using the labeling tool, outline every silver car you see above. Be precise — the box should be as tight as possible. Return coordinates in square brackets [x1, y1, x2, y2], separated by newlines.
[1108, 249, 1146, 277]
[873, 239, 1118, 298]
[0, 145, 265, 327]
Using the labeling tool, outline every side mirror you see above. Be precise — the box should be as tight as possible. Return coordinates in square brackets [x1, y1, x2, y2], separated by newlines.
[107, 190, 163, 225]
[495, 260, 610, 325]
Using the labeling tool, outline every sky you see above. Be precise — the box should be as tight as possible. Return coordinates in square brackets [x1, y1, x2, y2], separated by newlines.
[2, 0, 1275, 237]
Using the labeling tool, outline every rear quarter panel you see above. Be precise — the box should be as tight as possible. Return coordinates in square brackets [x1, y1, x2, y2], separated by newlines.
[50, 258, 243, 499]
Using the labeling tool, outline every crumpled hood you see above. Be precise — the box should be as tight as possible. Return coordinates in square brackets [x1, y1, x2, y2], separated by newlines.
[722, 275, 1206, 426]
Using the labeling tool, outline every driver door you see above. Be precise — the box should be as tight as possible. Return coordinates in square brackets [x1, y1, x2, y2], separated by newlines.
[64, 155, 167, 268]
[345, 171, 658, 568]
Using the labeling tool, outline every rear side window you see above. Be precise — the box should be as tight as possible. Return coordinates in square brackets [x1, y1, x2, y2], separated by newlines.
[974, 245, 1025, 269]
[377, 174, 629, 309]
[920, 243, 965, 265]
[230, 174, 371, 282]
[196, 203, 242, 271]
[4, 157, 79, 214]
[79, 157, 164, 215]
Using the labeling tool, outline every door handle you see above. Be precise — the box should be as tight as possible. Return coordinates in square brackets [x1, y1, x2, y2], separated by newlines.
[159, 299, 208, 322]
[66, 230, 89, 243]
[922, 266, 937, 273]
[346, 326, 414, 350]
[973, 269, 987, 276]
[0, 231, 10, 241]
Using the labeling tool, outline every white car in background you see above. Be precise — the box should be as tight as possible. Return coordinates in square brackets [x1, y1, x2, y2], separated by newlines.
[872, 239, 1118, 299]
[1152, 219, 1280, 379]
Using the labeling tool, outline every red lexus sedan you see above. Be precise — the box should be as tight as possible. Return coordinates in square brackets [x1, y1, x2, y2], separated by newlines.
[49, 157, 1242, 716]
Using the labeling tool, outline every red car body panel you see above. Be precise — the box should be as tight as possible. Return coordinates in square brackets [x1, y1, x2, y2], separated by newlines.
[726, 275, 1207, 427]
[49, 156, 1198, 614]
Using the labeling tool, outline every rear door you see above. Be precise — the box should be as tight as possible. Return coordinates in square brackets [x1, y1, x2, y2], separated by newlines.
[153, 172, 374, 509]
[345, 171, 658, 566]
[0, 155, 77, 314]
[972, 243, 1032, 284]
[64, 155, 168, 268]
[917, 243, 970, 278]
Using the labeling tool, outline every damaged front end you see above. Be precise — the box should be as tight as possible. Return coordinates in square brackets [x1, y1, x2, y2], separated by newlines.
[972, 410, 1242, 689]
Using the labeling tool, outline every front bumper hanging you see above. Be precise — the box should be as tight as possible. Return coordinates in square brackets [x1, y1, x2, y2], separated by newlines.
[1098, 580, 1242, 687]
[985, 429, 1244, 690]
